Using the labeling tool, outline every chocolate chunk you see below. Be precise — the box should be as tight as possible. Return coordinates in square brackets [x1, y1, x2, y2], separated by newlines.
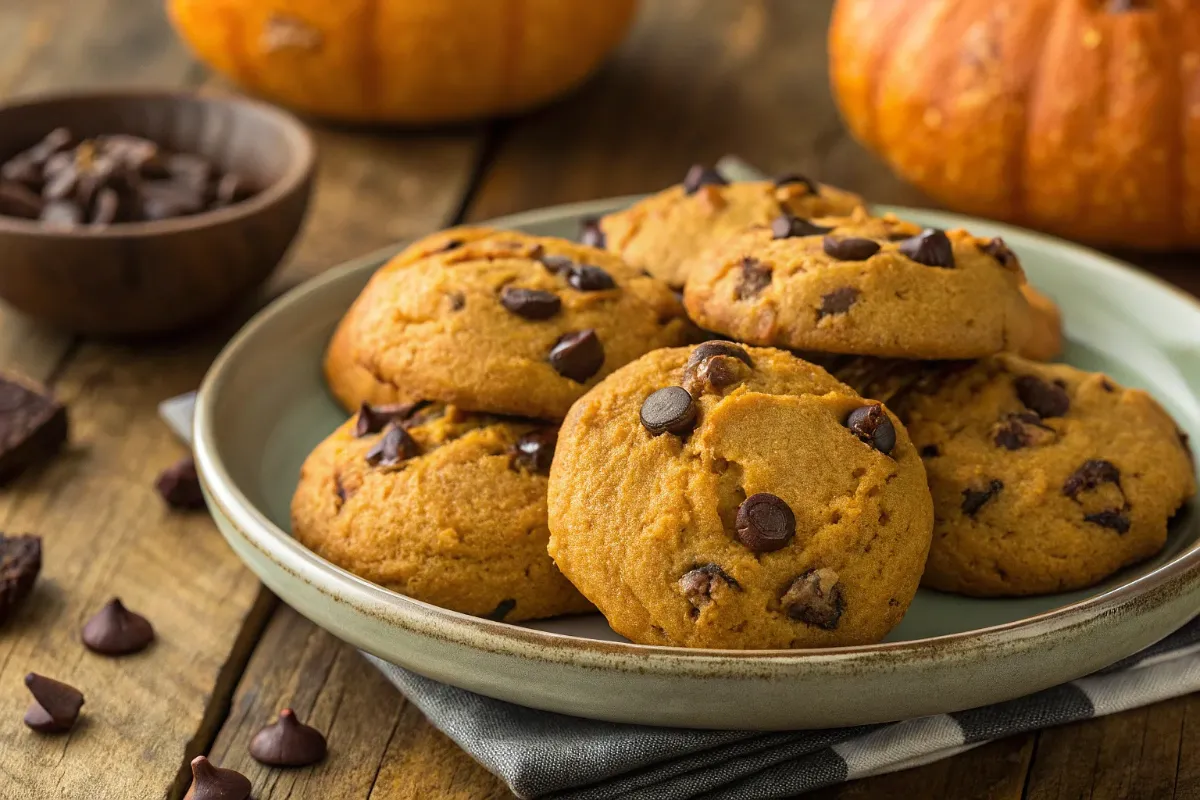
[81, 598, 154, 656]
[771, 214, 833, 239]
[1063, 459, 1121, 498]
[447, 291, 465, 311]
[898, 229, 955, 268]
[682, 164, 727, 194]
[0, 180, 43, 219]
[190, 756, 252, 800]
[140, 180, 205, 221]
[365, 424, 421, 468]
[818, 287, 859, 319]
[961, 479, 1004, 516]
[501, 287, 561, 320]
[566, 264, 616, 292]
[781, 568, 844, 629]
[509, 428, 557, 473]
[354, 401, 428, 438]
[773, 173, 819, 193]
[823, 236, 880, 261]
[214, 173, 252, 207]
[439, 238, 464, 252]
[686, 341, 753, 370]
[993, 411, 1054, 450]
[485, 599, 517, 621]
[539, 254, 575, 274]
[682, 340, 753, 394]
[89, 187, 120, 226]
[735, 493, 796, 553]
[981, 237, 1018, 268]
[640, 387, 697, 436]
[548, 329, 604, 382]
[23, 673, 83, 733]
[735, 257, 773, 300]
[40, 200, 82, 226]
[1014, 375, 1070, 418]
[845, 404, 896, 455]
[0, 534, 40, 626]
[0, 376, 68, 484]
[580, 217, 606, 249]
[156, 455, 205, 510]
[1084, 510, 1131, 533]
[249, 708, 328, 767]
[680, 563, 739, 612]
[920, 444, 940, 458]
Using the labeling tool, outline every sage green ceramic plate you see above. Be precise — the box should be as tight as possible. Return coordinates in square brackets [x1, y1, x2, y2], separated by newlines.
[194, 198, 1200, 730]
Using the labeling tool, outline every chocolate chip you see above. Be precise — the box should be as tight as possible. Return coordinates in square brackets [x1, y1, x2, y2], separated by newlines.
[920, 444, 940, 458]
[155, 455, 205, 510]
[818, 287, 859, 319]
[190, 756, 251, 800]
[566, 264, 616, 292]
[580, 217, 606, 249]
[509, 428, 557, 473]
[89, 187, 120, 226]
[771, 214, 833, 239]
[501, 287, 561, 320]
[981, 237, 1018, 268]
[898, 229, 955, 268]
[640, 387, 697, 436]
[823, 236, 880, 261]
[735, 257, 773, 300]
[0, 534, 40, 626]
[140, 180, 205, 221]
[687, 341, 752, 370]
[961, 479, 1003, 516]
[735, 493, 796, 553]
[1063, 459, 1121, 498]
[682, 164, 727, 194]
[845, 404, 896, 455]
[781, 568, 844, 629]
[993, 411, 1053, 450]
[548, 329, 604, 382]
[354, 401, 428, 437]
[683, 341, 752, 395]
[249, 708, 328, 767]
[539, 254, 575, 274]
[485, 599, 517, 621]
[773, 173, 819, 193]
[447, 292, 465, 311]
[215, 173, 251, 207]
[23, 673, 83, 733]
[439, 238, 464, 252]
[0, 180, 43, 219]
[680, 563, 739, 612]
[1084, 510, 1131, 533]
[365, 425, 421, 468]
[81, 598, 154, 656]
[1014, 375, 1070, 418]
[40, 200, 82, 227]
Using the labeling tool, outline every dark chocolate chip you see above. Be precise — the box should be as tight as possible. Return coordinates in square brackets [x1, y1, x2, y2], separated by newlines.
[773, 173, 819, 193]
[992, 411, 1052, 451]
[818, 287, 859, 319]
[781, 568, 844, 629]
[501, 287, 561, 320]
[155, 455, 205, 510]
[771, 214, 833, 239]
[920, 444, 941, 458]
[539, 254, 575, 274]
[81, 598, 154, 656]
[981, 237, 1018, 268]
[845, 404, 896, 455]
[735, 493, 796, 553]
[1063, 459, 1121, 498]
[640, 387, 697, 436]
[439, 238, 464, 252]
[354, 401, 428, 437]
[682, 164, 728, 194]
[485, 599, 517, 621]
[898, 228, 955, 268]
[580, 217, 606, 249]
[40, 200, 82, 227]
[961, 479, 1004, 516]
[0, 534, 41, 626]
[823, 236, 881, 261]
[190, 756, 251, 800]
[686, 341, 753, 370]
[680, 563, 739, 612]
[140, 180, 205, 221]
[735, 257, 772, 300]
[1014, 375, 1070, 418]
[509, 428, 557, 473]
[0, 180, 43, 219]
[23, 673, 83, 733]
[566, 264, 616, 292]
[365, 425, 421, 468]
[1084, 510, 1131, 533]
[548, 329, 604, 382]
[447, 291, 466, 311]
[249, 708, 328, 767]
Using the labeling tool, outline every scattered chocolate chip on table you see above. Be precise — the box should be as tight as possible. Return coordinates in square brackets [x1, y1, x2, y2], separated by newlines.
[155, 455, 206, 510]
[248, 708, 328, 767]
[81, 598, 155, 656]
[23, 673, 84, 734]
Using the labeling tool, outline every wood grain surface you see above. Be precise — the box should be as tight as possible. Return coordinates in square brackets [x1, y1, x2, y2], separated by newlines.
[0, 1, 1197, 799]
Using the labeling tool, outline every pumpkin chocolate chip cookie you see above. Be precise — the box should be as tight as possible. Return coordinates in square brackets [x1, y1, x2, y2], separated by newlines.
[595, 166, 863, 288]
[682, 210, 1034, 359]
[1018, 284, 1064, 362]
[292, 402, 592, 622]
[547, 343, 933, 649]
[324, 227, 692, 420]
[891, 354, 1196, 596]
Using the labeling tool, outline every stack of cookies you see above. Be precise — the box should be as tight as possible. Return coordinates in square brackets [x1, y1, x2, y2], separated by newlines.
[293, 165, 1195, 650]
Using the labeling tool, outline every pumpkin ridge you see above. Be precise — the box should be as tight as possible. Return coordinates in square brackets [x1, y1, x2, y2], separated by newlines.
[864, 0, 926, 150]
[1015, 2, 1065, 227]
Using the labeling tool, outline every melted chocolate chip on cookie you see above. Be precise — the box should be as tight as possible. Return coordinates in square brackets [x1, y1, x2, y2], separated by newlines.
[771, 214, 832, 240]
[845, 404, 896, 455]
[640, 387, 697, 436]
[365, 425, 420, 468]
[1015, 375, 1070, 418]
[500, 287, 561, 320]
[961, 479, 1004, 516]
[735, 493, 796, 552]
[735, 257, 773, 300]
[548, 330, 605, 382]
[898, 228, 955, 268]
[818, 287, 859, 319]
[682, 164, 727, 195]
[1063, 459, 1121, 497]
[823, 236, 880, 261]
[781, 568, 844, 629]
[680, 563, 739, 613]
[509, 428, 557, 473]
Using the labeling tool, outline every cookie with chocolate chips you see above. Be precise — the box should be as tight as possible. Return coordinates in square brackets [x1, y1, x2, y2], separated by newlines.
[547, 344, 932, 649]
[595, 167, 863, 288]
[291, 403, 592, 622]
[683, 209, 1035, 359]
[324, 227, 691, 420]
[890, 354, 1196, 596]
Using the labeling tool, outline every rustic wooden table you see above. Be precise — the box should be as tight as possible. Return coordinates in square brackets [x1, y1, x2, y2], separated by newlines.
[2, 2, 1199, 798]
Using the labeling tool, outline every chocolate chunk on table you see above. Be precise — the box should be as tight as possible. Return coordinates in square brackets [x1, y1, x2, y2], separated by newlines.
[0, 534, 41, 625]
[0, 375, 68, 484]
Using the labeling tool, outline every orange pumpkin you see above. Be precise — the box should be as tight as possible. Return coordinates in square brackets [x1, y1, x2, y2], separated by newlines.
[167, 0, 638, 124]
[829, 0, 1200, 250]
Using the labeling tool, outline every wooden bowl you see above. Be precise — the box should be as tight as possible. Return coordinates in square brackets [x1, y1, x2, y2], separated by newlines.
[0, 90, 315, 335]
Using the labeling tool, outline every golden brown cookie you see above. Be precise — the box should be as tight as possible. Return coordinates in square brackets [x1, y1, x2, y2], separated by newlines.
[596, 166, 863, 288]
[683, 210, 1034, 359]
[325, 228, 692, 420]
[1018, 284, 1064, 362]
[893, 355, 1196, 596]
[547, 343, 933, 649]
[292, 402, 593, 622]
